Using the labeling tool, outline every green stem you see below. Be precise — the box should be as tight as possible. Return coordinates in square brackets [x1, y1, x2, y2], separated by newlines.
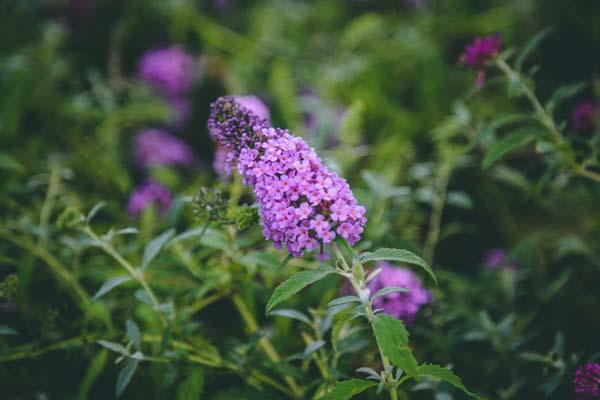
[39, 159, 61, 247]
[422, 160, 452, 265]
[332, 243, 398, 400]
[84, 226, 167, 326]
[231, 293, 303, 398]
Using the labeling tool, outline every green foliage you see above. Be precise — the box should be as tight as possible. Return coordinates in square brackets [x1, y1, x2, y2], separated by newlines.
[321, 379, 378, 400]
[372, 315, 418, 377]
[355, 248, 436, 284]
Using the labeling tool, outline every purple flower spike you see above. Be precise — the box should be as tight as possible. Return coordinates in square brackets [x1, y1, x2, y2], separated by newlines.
[574, 363, 600, 400]
[572, 101, 597, 133]
[367, 262, 432, 324]
[127, 179, 172, 217]
[460, 33, 502, 69]
[133, 129, 195, 168]
[208, 97, 366, 257]
[138, 46, 196, 97]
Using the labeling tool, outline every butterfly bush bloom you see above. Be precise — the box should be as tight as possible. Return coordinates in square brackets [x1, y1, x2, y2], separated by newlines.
[367, 262, 432, 323]
[134, 129, 195, 168]
[213, 95, 270, 176]
[208, 97, 366, 257]
[127, 179, 172, 217]
[574, 363, 600, 400]
[572, 101, 597, 133]
[460, 33, 502, 87]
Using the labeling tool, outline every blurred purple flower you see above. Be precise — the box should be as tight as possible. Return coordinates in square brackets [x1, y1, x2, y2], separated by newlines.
[127, 179, 172, 217]
[138, 46, 196, 97]
[168, 96, 191, 127]
[483, 249, 518, 271]
[460, 33, 502, 69]
[367, 262, 432, 323]
[574, 363, 600, 400]
[572, 102, 597, 133]
[133, 129, 195, 168]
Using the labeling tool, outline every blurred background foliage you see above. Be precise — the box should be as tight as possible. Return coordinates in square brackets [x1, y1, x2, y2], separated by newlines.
[0, 0, 599, 399]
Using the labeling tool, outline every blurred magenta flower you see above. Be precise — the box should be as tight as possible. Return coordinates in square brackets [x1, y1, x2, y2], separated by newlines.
[208, 97, 366, 257]
[138, 46, 196, 97]
[127, 179, 172, 217]
[483, 248, 518, 271]
[574, 362, 600, 400]
[367, 262, 432, 323]
[572, 101, 597, 133]
[460, 33, 502, 69]
[133, 129, 195, 168]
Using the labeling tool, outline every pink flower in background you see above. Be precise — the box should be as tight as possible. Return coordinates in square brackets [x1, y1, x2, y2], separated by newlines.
[572, 101, 597, 133]
[460, 33, 502, 69]
[133, 129, 195, 168]
[367, 262, 432, 323]
[138, 46, 196, 97]
[574, 362, 600, 400]
[482, 249, 518, 271]
[127, 179, 172, 217]
[208, 97, 366, 257]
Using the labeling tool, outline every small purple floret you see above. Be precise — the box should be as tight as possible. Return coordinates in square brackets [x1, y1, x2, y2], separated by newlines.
[460, 33, 502, 69]
[572, 102, 597, 133]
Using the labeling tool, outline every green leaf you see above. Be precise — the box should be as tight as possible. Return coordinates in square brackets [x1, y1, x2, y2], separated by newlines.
[141, 229, 175, 270]
[116, 359, 138, 397]
[304, 340, 326, 357]
[372, 315, 418, 377]
[177, 368, 204, 400]
[265, 266, 337, 314]
[0, 153, 24, 173]
[332, 307, 353, 353]
[371, 286, 408, 300]
[328, 296, 361, 308]
[0, 325, 19, 335]
[97, 340, 127, 355]
[322, 379, 378, 400]
[92, 275, 132, 301]
[417, 364, 479, 398]
[269, 309, 312, 325]
[86, 202, 106, 223]
[77, 350, 107, 400]
[355, 248, 436, 284]
[515, 28, 553, 72]
[126, 320, 141, 350]
[482, 130, 537, 170]
[546, 82, 586, 114]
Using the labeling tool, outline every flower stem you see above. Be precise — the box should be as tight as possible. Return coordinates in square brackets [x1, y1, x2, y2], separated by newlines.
[231, 293, 303, 398]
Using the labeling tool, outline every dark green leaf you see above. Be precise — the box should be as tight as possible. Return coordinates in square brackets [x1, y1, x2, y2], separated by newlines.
[322, 379, 378, 400]
[482, 130, 537, 170]
[92, 275, 132, 301]
[515, 28, 553, 72]
[141, 229, 175, 270]
[116, 359, 138, 397]
[417, 364, 480, 398]
[372, 315, 418, 377]
[265, 266, 337, 314]
[177, 369, 204, 400]
[0, 153, 24, 173]
[77, 350, 107, 400]
[332, 308, 353, 353]
[126, 320, 141, 350]
[356, 248, 436, 284]
[546, 82, 586, 114]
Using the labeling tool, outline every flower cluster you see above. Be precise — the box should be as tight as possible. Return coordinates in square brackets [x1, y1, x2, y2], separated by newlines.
[213, 95, 270, 176]
[133, 129, 195, 168]
[138, 46, 197, 126]
[574, 363, 600, 400]
[572, 101, 597, 133]
[367, 262, 432, 323]
[460, 33, 503, 69]
[127, 179, 172, 217]
[460, 33, 502, 88]
[208, 97, 366, 257]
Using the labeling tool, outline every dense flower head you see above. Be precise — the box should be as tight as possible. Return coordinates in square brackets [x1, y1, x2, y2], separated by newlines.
[133, 129, 195, 168]
[572, 101, 597, 133]
[460, 33, 502, 69]
[367, 262, 432, 323]
[574, 363, 600, 400]
[208, 96, 366, 257]
[138, 46, 196, 97]
[482, 248, 518, 271]
[127, 179, 172, 217]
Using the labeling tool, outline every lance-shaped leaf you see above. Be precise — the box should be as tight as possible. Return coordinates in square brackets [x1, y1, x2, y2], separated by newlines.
[92, 275, 132, 301]
[141, 229, 175, 270]
[322, 379, 378, 400]
[482, 129, 538, 170]
[417, 364, 480, 399]
[372, 315, 418, 377]
[355, 248, 436, 284]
